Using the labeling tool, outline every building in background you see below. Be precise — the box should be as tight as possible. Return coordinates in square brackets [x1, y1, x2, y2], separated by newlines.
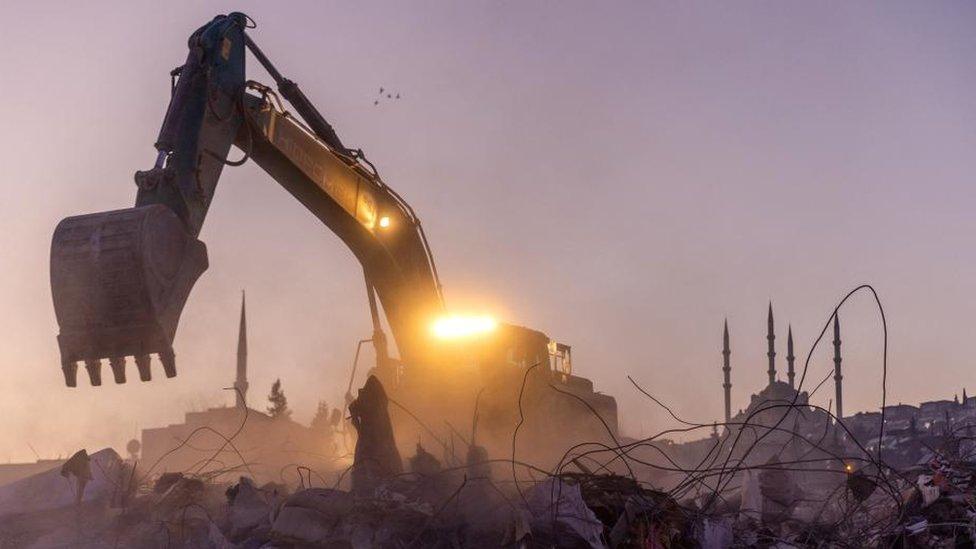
[642, 303, 976, 516]
[0, 459, 66, 487]
[140, 292, 339, 486]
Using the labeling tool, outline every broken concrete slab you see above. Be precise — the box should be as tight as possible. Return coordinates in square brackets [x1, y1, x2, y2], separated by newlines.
[271, 488, 433, 547]
[224, 476, 276, 543]
[526, 477, 605, 548]
[0, 448, 131, 517]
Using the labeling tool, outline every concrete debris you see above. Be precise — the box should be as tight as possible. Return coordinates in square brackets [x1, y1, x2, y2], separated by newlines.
[905, 519, 928, 535]
[271, 487, 431, 547]
[757, 457, 800, 523]
[8, 419, 976, 547]
[696, 517, 733, 549]
[846, 469, 878, 502]
[739, 468, 762, 521]
[153, 471, 185, 494]
[879, 452, 976, 547]
[224, 477, 278, 543]
[0, 445, 702, 547]
[408, 443, 441, 477]
[916, 474, 940, 507]
[208, 521, 235, 549]
[526, 477, 604, 548]
[0, 448, 130, 517]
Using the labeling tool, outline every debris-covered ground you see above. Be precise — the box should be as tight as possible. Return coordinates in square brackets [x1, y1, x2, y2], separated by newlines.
[5, 373, 976, 548]
[4, 426, 976, 547]
[0, 445, 712, 548]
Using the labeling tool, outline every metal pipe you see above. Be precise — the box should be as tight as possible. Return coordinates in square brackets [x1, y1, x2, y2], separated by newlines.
[243, 33, 346, 152]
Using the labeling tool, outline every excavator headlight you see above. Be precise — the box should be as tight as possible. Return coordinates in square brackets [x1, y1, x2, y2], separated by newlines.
[378, 216, 391, 229]
[431, 315, 497, 339]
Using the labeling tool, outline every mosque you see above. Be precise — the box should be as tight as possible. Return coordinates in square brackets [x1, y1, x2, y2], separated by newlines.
[645, 302, 976, 509]
[720, 304, 841, 445]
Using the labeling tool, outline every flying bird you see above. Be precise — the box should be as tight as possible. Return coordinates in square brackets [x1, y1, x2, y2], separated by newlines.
[373, 86, 403, 106]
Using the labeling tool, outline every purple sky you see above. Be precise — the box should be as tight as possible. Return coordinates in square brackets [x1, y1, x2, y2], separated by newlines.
[1, 1, 975, 461]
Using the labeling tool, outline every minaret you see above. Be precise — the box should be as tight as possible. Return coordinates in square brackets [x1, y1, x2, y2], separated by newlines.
[234, 291, 249, 408]
[833, 313, 843, 421]
[766, 303, 776, 385]
[722, 319, 732, 424]
[786, 325, 796, 390]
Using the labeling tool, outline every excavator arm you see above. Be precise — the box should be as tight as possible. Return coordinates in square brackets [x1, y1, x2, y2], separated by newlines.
[50, 13, 443, 386]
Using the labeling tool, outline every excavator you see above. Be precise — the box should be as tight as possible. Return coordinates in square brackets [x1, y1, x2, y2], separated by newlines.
[49, 13, 617, 460]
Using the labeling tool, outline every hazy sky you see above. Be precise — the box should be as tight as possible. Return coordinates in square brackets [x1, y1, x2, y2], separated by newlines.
[1, 1, 974, 462]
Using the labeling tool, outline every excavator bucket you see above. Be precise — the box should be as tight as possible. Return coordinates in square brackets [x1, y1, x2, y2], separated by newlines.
[50, 204, 208, 387]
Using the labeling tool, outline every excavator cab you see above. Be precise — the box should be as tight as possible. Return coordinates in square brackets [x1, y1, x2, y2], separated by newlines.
[400, 321, 617, 457]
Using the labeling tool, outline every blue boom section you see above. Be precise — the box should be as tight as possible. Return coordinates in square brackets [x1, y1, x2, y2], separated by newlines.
[135, 13, 248, 236]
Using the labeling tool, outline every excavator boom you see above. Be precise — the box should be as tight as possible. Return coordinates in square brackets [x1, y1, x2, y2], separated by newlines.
[50, 13, 442, 386]
[49, 13, 620, 457]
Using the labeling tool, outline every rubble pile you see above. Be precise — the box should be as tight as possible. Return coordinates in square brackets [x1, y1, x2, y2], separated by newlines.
[6, 439, 976, 547]
[6, 376, 976, 547]
[880, 450, 976, 547]
[0, 456, 715, 548]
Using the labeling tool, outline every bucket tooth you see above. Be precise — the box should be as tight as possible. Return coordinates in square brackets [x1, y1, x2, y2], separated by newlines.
[135, 354, 152, 382]
[160, 349, 176, 378]
[50, 204, 209, 387]
[62, 361, 78, 388]
[109, 357, 126, 384]
[85, 359, 103, 386]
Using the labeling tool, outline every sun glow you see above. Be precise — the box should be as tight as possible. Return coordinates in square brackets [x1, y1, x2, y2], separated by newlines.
[431, 314, 498, 339]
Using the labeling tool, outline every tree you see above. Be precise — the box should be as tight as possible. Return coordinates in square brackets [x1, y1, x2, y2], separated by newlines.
[267, 378, 291, 419]
[311, 400, 332, 432]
